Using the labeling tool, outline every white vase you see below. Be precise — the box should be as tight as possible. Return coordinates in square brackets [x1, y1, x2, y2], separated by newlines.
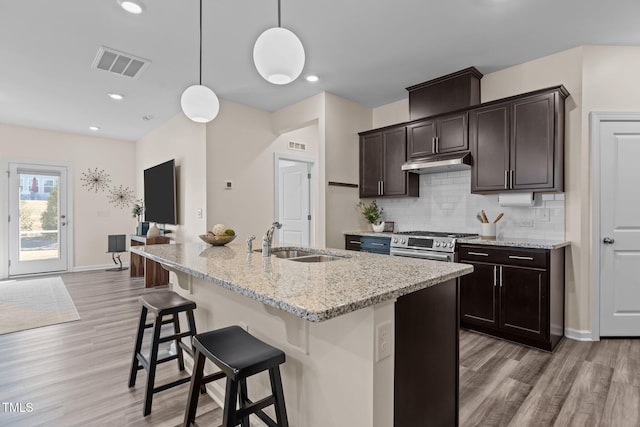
[372, 222, 385, 233]
[147, 223, 161, 238]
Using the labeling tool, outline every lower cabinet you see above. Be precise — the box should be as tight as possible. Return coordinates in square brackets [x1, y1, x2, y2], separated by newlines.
[344, 234, 362, 251]
[360, 236, 391, 255]
[457, 244, 565, 351]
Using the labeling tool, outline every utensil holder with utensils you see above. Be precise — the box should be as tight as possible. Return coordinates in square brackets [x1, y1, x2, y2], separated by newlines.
[478, 210, 503, 240]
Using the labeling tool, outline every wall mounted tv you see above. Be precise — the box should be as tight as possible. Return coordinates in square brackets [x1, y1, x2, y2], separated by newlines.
[143, 159, 177, 225]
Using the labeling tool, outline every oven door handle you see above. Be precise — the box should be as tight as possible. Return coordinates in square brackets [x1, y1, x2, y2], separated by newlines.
[391, 248, 452, 261]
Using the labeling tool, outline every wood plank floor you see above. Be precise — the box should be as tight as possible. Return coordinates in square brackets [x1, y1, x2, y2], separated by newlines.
[0, 270, 638, 426]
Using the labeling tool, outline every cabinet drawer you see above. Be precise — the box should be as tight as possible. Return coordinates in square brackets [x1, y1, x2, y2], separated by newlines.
[458, 245, 547, 269]
[345, 235, 362, 251]
[361, 236, 390, 255]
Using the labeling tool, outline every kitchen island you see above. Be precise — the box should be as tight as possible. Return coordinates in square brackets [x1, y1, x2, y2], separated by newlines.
[130, 242, 473, 426]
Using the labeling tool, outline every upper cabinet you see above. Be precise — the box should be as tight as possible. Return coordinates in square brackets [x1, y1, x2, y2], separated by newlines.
[359, 125, 419, 198]
[407, 112, 468, 159]
[406, 67, 483, 121]
[470, 86, 568, 193]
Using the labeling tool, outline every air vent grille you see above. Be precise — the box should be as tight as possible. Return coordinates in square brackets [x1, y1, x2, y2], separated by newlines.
[92, 46, 150, 78]
[288, 141, 307, 151]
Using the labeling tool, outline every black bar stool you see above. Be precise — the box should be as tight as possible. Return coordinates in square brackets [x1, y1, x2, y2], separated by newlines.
[129, 291, 197, 416]
[183, 325, 289, 427]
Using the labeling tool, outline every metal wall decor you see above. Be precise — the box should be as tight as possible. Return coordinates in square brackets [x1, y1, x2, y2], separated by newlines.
[107, 184, 135, 209]
[80, 167, 111, 193]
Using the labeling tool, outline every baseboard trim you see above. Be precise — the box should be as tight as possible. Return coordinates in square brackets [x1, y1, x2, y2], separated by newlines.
[565, 328, 595, 341]
[72, 263, 130, 272]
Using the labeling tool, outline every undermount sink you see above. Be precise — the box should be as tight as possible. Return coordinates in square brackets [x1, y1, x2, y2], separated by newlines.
[272, 249, 315, 259]
[288, 254, 345, 263]
[258, 248, 350, 262]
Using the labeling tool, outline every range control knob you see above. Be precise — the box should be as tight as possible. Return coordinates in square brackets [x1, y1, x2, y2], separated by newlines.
[449, 242, 454, 248]
[401, 239, 406, 244]
[435, 241, 441, 247]
[393, 238, 398, 243]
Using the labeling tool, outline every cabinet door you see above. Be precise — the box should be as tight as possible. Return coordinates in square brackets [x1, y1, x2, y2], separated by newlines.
[510, 93, 556, 190]
[407, 120, 436, 159]
[359, 133, 383, 197]
[500, 266, 548, 341]
[382, 127, 408, 196]
[470, 103, 510, 193]
[344, 235, 361, 251]
[459, 262, 499, 329]
[436, 113, 468, 154]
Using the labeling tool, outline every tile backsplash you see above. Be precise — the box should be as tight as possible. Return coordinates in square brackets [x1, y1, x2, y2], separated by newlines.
[376, 170, 565, 240]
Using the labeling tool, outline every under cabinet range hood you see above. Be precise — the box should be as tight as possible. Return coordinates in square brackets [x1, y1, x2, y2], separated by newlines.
[401, 152, 472, 174]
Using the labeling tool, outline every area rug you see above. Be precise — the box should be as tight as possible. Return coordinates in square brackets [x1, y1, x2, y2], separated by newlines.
[0, 276, 80, 335]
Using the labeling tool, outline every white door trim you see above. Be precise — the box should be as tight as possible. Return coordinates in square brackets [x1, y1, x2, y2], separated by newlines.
[1, 158, 74, 278]
[274, 153, 317, 246]
[589, 112, 640, 341]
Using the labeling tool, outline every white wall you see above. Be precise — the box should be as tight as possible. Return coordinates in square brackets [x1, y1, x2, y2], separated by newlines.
[324, 93, 372, 249]
[136, 113, 207, 244]
[0, 123, 136, 273]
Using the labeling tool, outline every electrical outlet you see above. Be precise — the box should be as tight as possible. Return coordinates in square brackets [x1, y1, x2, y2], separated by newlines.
[196, 208, 202, 219]
[224, 180, 233, 190]
[375, 321, 392, 362]
[536, 208, 550, 222]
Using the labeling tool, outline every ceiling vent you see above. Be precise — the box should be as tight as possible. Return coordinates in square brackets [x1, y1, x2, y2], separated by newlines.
[91, 46, 150, 78]
[288, 141, 307, 152]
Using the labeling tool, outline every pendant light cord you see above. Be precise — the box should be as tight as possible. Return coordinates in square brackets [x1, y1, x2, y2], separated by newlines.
[277, 0, 281, 27]
[199, 0, 203, 85]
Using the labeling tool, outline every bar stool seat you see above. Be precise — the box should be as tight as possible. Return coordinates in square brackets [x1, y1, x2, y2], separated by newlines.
[184, 326, 288, 427]
[129, 291, 197, 416]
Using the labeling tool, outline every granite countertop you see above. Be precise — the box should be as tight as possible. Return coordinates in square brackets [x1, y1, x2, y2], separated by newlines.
[130, 242, 472, 322]
[457, 238, 570, 250]
[344, 230, 393, 238]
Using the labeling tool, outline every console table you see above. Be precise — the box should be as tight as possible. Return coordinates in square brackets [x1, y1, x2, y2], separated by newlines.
[130, 235, 170, 288]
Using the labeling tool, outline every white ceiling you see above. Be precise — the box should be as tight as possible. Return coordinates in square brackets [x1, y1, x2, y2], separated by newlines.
[2, 0, 640, 141]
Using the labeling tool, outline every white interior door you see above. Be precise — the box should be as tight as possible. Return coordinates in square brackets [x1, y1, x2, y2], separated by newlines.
[277, 160, 311, 246]
[8, 163, 69, 276]
[600, 120, 640, 336]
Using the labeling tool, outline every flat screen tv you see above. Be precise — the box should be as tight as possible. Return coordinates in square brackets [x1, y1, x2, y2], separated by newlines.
[143, 159, 177, 225]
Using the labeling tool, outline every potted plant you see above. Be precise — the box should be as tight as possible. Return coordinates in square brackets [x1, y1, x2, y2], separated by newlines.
[357, 200, 385, 232]
[132, 200, 144, 235]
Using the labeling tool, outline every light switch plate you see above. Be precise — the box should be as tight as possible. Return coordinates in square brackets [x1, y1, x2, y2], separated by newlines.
[375, 321, 393, 362]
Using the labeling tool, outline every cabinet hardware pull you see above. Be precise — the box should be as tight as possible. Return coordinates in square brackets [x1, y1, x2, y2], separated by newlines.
[378, 181, 381, 196]
[493, 265, 497, 287]
[504, 170, 508, 189]
[371, 242, 385, 246]
[508, 255, 534, 260]
[432, 137, 436, 154]
[468, 251, 489, 256]
[381, 181, 384, 195]
[499, 266, 503, 288]
[436, 136, 439, 153]
[510, 169, 514, 189]
[349, 241, 361, 245]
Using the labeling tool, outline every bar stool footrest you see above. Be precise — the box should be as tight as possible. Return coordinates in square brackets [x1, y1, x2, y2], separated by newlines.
[153, 376, 192, 394]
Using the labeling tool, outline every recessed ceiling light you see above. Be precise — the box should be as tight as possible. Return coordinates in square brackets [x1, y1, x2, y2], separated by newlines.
[118, 0, 144, 14]
[89, 126, 100, 131]
[107, 93, 124, 100]
[306, 75, 319, 82]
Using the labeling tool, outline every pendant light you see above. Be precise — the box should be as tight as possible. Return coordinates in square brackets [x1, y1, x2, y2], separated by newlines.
[181, 0, 220, 123]
[253, 0, 305, 85]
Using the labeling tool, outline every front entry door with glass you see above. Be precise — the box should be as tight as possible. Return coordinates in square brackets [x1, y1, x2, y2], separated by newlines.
[8, 163, 69, 276]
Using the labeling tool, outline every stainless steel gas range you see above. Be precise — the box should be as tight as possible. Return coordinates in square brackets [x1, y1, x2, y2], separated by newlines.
[390, 231, 479, 262]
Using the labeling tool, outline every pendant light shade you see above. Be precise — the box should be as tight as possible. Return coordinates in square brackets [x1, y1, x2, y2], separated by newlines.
[253, 0, 305, 85]
[181, 85, 220, 123]
[181, 0, 219, 123]
[253, 27, 305, 85]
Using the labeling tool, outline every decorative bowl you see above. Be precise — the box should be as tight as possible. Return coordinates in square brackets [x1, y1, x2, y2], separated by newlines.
[199, 234, 236, 246]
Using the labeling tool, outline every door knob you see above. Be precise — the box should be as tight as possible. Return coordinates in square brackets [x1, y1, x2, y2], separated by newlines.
[603, 237, 615, 244]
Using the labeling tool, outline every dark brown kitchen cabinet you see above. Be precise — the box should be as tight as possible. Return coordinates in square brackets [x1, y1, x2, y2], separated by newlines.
[344, 234, 362, 251]
[407, 112, 468, 159]
[359, 125, 418, 198]
[457, 244, 565, 351]
[470, 86, 568, 193]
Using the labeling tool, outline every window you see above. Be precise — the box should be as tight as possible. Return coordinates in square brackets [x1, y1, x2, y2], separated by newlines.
[44, 179, 55, 194]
